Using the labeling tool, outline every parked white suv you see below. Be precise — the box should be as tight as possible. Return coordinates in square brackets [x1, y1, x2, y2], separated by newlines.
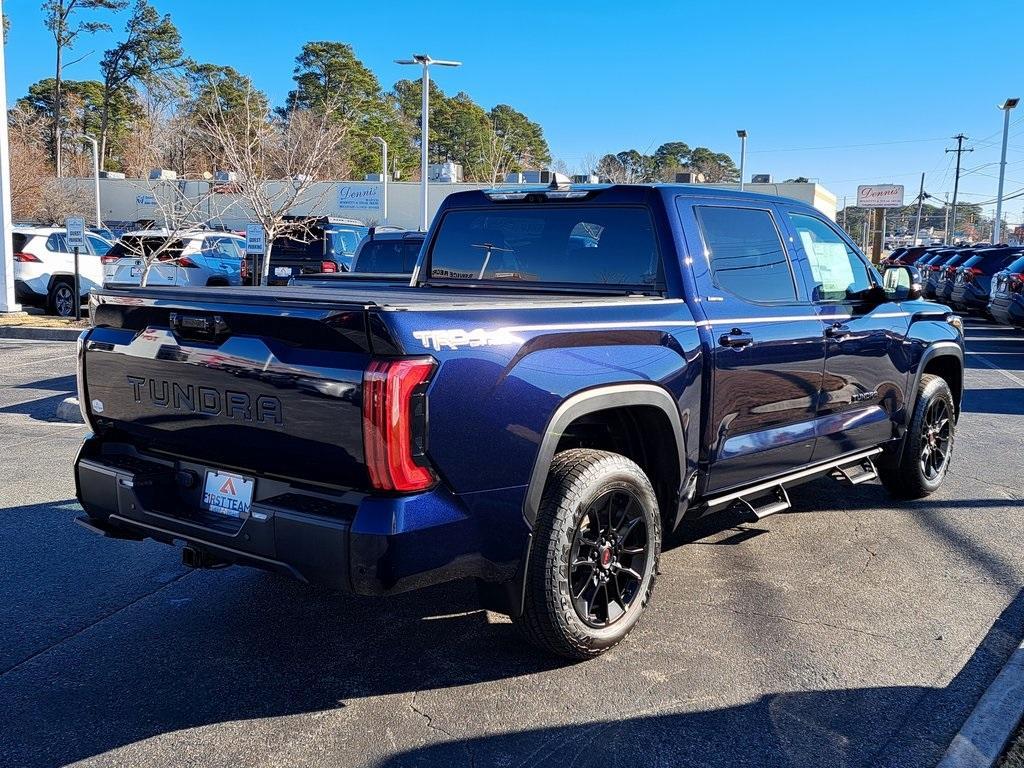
[102, 230, 247, 288]
[12, 226, 113, 316]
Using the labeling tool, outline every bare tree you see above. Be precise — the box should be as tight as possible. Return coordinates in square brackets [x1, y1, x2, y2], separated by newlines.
[198, 83, 353, 285]
[480, 119, 518, 185]
[7, 106, 51, 221]
[124, 178, 225, 285]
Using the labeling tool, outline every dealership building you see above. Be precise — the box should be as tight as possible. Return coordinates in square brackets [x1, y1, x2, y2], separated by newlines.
[61, 176, 838, 233]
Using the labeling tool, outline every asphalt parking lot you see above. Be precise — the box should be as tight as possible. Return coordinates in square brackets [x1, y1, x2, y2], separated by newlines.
[1, 321, 1023, 768]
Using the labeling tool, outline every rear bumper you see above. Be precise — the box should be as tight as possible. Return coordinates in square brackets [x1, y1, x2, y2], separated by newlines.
[989, 297, 1024, 326]
[74, 436, 524, 595]
[950, 285, 989, 310]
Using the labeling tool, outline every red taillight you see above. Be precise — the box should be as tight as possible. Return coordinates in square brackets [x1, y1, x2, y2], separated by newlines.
[964, 267, 982, 283]
[320, 260, 338, 273]
[177, 256, 199, 268]
[240, 258, 249, 280]
[944, 266, 957, 277]
[12, 252, 41, 262]
[362, 357, 436, 492]
[100, 255, 118, 265]
[1010, 274, 1024, 293]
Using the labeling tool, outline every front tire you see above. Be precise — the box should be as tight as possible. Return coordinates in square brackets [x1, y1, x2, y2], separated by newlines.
[513, 449, 661, 660]
[879, 374, 955, 499]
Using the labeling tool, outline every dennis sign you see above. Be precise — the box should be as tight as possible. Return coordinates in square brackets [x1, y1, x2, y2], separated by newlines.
[337, 184, 381, 211]
[857, 184, 904, 208]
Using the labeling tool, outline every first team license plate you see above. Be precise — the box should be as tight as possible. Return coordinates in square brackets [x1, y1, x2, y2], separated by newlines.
[201, 470, 254, 518]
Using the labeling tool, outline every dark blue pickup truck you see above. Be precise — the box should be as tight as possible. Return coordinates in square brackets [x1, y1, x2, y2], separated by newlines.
[74, 183, 965, 659]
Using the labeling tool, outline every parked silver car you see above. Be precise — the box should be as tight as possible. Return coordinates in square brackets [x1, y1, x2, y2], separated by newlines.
[102, 230, 247, 288]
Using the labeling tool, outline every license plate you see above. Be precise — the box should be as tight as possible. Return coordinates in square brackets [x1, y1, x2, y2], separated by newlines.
[201, 470, 254, 518]
[274, 266, 293, 277]
[130, 267, 140, 277]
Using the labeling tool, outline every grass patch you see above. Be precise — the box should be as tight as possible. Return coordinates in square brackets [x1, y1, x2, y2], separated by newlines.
[0, 313, 90, 329]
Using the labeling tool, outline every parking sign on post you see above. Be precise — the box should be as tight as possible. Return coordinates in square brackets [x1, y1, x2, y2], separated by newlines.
[245, 224, 265, 285]
[65, 217, 86, 320]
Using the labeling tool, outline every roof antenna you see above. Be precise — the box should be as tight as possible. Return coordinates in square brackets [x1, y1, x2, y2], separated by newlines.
[548, 172, 571, 190]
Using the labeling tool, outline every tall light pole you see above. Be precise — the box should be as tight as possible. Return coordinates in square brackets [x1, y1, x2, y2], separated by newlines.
[396, 54, 461, 231]
[372, 136, 388, 224]
[736, 130, 747, 191]
[76, 134, 102, 228]
[994, 98, 1019, 245]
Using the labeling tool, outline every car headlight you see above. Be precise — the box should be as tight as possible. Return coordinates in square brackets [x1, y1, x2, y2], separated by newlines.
[946, 314, 964, 335]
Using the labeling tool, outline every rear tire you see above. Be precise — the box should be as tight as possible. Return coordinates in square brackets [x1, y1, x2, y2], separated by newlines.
[879, 374, 955, 499]
[513, 449, 661, 660]
[46, 279, 76, 317]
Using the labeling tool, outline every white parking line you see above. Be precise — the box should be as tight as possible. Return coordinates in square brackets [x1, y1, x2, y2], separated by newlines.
[1, 355, 76, 370]
[968, 352, 1024, 387]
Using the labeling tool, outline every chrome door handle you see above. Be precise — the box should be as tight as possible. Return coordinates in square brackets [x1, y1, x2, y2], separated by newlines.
[719, 328, 754, 348]
[825, 323, 852, 339]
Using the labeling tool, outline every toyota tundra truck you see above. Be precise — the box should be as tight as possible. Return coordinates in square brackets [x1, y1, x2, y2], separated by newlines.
[74, 182, 965, 659]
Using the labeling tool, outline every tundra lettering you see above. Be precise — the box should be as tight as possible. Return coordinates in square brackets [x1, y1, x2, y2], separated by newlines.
[126, 375, 283, 425]
[77, 182, 965, 660]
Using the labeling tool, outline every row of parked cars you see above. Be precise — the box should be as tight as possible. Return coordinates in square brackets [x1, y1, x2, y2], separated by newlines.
[10, 218, 425, 316]
[883, 244, 1024, 327]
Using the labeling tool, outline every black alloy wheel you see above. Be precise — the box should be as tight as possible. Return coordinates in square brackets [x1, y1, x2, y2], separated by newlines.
[569, 489, 650, 628]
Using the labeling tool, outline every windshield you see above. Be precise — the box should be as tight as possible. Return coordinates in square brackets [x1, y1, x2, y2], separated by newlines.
[353, 238, 423, 273]
[108, 236, 185, 261]
[427, 206, 661, 288]
[1003, 256, 1024, 274]
[87, 234, 112, 255]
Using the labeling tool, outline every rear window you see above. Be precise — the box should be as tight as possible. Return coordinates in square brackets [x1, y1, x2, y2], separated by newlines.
[694, 206, 796, 302]
[1003, 256, 1024, 274]
[330, 228, 367, 256]
[353, 238, 422, 273]
[108, 236, 185, 262]
[428, 206, 661, 288]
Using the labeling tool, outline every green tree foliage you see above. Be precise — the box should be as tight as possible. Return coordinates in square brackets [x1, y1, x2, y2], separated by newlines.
[17, 77, 135, 171]
[392, 79, 550, 182]
[283, 42, 415, 179]
[594, 142, 738, 183]
[98, 0, 183, 166]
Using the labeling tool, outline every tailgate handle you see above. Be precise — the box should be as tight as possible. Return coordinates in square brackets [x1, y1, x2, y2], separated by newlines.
[169, 312, 229, 341]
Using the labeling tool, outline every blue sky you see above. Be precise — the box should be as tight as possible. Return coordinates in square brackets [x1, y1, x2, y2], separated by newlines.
[4, 0, 1022, 222]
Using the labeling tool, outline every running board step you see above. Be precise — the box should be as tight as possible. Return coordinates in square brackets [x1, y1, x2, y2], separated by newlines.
[830, 456, 878, 485]
[731, 484, 791, 521]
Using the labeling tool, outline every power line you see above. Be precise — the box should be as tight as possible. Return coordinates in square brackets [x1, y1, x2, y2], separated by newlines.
[748, 136, 949, 154]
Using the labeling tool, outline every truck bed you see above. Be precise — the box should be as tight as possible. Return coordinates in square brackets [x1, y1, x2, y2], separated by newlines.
[94, 284, 667, 313]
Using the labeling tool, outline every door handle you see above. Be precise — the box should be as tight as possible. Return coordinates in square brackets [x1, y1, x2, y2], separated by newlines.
[719, 328, 754, 348]
[825, 322, 852, 339]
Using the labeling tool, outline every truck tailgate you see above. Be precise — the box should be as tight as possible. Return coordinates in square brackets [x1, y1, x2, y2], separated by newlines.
[83, 291, 376, 489]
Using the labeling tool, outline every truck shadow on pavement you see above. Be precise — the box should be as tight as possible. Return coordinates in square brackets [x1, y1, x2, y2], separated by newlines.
[1, 480, 1022, 767]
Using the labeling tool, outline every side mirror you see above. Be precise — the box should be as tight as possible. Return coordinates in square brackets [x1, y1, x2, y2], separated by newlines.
[883, 265, 922, 301]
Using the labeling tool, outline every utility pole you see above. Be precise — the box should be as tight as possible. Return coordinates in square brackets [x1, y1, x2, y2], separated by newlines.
[913, 173, 925, 245]
[945, 134, 972, 244]
[943, 193, 950, 241]
[842, 196, 847, 231]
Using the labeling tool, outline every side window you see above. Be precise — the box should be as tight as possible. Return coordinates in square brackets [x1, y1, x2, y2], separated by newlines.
[788, 213, 872, 302]
[46, 233, 68, 252]
[86, 234, 111, 256]
[694, 206, 797, 302]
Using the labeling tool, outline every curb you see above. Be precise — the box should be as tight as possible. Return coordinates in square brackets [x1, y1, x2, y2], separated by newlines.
[55, 397, 85, 424]
[938, 637, 1024, 767]
[0, 326, 84, 341]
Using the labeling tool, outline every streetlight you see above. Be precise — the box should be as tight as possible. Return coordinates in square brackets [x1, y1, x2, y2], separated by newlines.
[736, 130, 747, 192]
[76, 133, 102, 229]
[395, 54, 462, 231]
[994, 98, 1019, 244]
[372, 136, 388, 224]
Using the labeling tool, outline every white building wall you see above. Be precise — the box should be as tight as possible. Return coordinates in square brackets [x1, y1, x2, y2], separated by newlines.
[71, 178, 839, 232]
